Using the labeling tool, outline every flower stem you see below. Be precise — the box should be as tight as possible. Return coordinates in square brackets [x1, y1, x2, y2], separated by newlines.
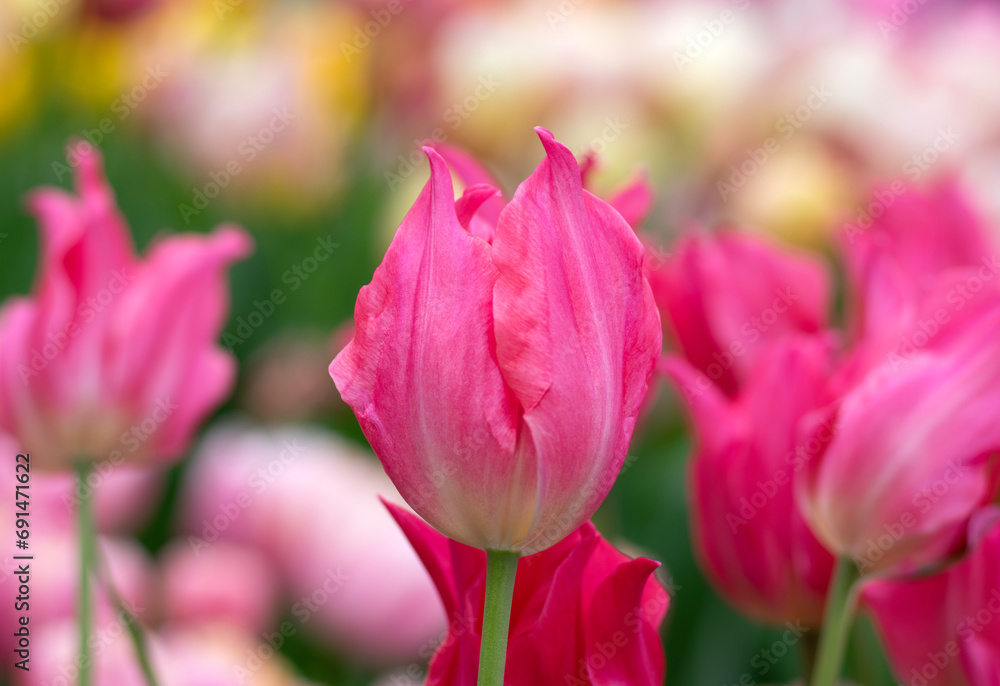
[811, 557, 861, 686]
[92, 545, 160, 686]
[76, 462, 95, 686]
[477, 550, 520, 686]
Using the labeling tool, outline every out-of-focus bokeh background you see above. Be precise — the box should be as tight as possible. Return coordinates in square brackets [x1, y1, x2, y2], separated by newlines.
[1, 0, 999, 683]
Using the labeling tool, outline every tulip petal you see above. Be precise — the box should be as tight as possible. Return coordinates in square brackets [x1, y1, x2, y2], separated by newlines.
[491, 127, 661, 554]
[586, 557, 666, 686]
[331, 148, 524, 550]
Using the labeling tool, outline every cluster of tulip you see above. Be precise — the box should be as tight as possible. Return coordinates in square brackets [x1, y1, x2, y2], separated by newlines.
[2, 121, 999, 686]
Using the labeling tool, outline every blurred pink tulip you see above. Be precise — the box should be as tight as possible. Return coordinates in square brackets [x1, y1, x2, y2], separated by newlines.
[799, 287, 1000, 573]
[160, 541, 279, 635]
[0, 529, 154, 670]
[24, 623, 315, 686]
[842, 179, 996, 357]
[663, 336, 836, 626]
[863, 511, 1000, 686]
[0, 429, 162, 534]
[181, 422, 446, 666]
[331, 128, 661, 555]
[648, 230, 829, 398]
[0, 143, 251, 471]
[388, 503, 669, 686]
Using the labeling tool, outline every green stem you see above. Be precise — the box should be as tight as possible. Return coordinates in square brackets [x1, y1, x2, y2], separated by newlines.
[92, 546, 160, 686]
[477, 550, 520, 686]
[811, 558, 861, 686]
[76, 462, 95, 686]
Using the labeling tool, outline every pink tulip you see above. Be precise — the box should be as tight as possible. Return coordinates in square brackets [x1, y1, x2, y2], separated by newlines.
[663, 336, 836, 626]
[0, 142, 251, 471]
[331, 128, 661, 554]
[180, 422, 446, 666]
[836, 180, 1000, 393]
[863, 511, 1000, 686]
[23, 623, 315, 686]
[160, 541, 279, 635]
[0, 430, 162, 533]
[798, 284, 1000, 573]
[387, 503, 669, 686]
[648, 230, 829, 397]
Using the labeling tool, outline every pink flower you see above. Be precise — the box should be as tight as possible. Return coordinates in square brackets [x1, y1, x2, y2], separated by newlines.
[648, 230, 829, 397]
[862, 511, 1000, 686]
[24, 623, 313, 686]
[331, 128, 661, 554]
[180, 422, 446, 666]
[0, 143, 251, 470]
[798, 286, 1000, 573]
[387, 503, 669, 686]
[663, 336, 836, 626]
[160, 541, 279, 635]
[841, 179, 996, 363]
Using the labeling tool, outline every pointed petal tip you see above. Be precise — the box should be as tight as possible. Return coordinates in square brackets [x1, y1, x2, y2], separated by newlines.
[209, 224, 255, 260]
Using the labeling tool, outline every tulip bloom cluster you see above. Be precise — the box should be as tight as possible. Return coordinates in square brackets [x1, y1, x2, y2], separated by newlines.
[653, 177, 1000, 685]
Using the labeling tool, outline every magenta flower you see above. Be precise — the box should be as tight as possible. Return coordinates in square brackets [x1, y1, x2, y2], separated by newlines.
[863, 511, 1000, 686]
[387, 502, 668, 686]
[664, 335, 836, 626]
[648, 230, 829, 398]
[0, 143, 251, 470]
[331, 128, 661, 554]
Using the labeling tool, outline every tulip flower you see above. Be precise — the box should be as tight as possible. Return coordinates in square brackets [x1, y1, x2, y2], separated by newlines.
[648, 230, 829, 398]
[842, 179, 994, 299]
[387, 503, 669, 686]
[160, 542, 279, 635]
[863, 511, 1000, 686]
[180, 422, 446, 666]
[0, 142, 251, 471]
[798, 287, 1000, 575]
[332, 128, 660, 684]
[331, 128, 660, 555]
[839, 179, 999, 378]
[663, 335, 836, 626]
[0, 142, 250, 686]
